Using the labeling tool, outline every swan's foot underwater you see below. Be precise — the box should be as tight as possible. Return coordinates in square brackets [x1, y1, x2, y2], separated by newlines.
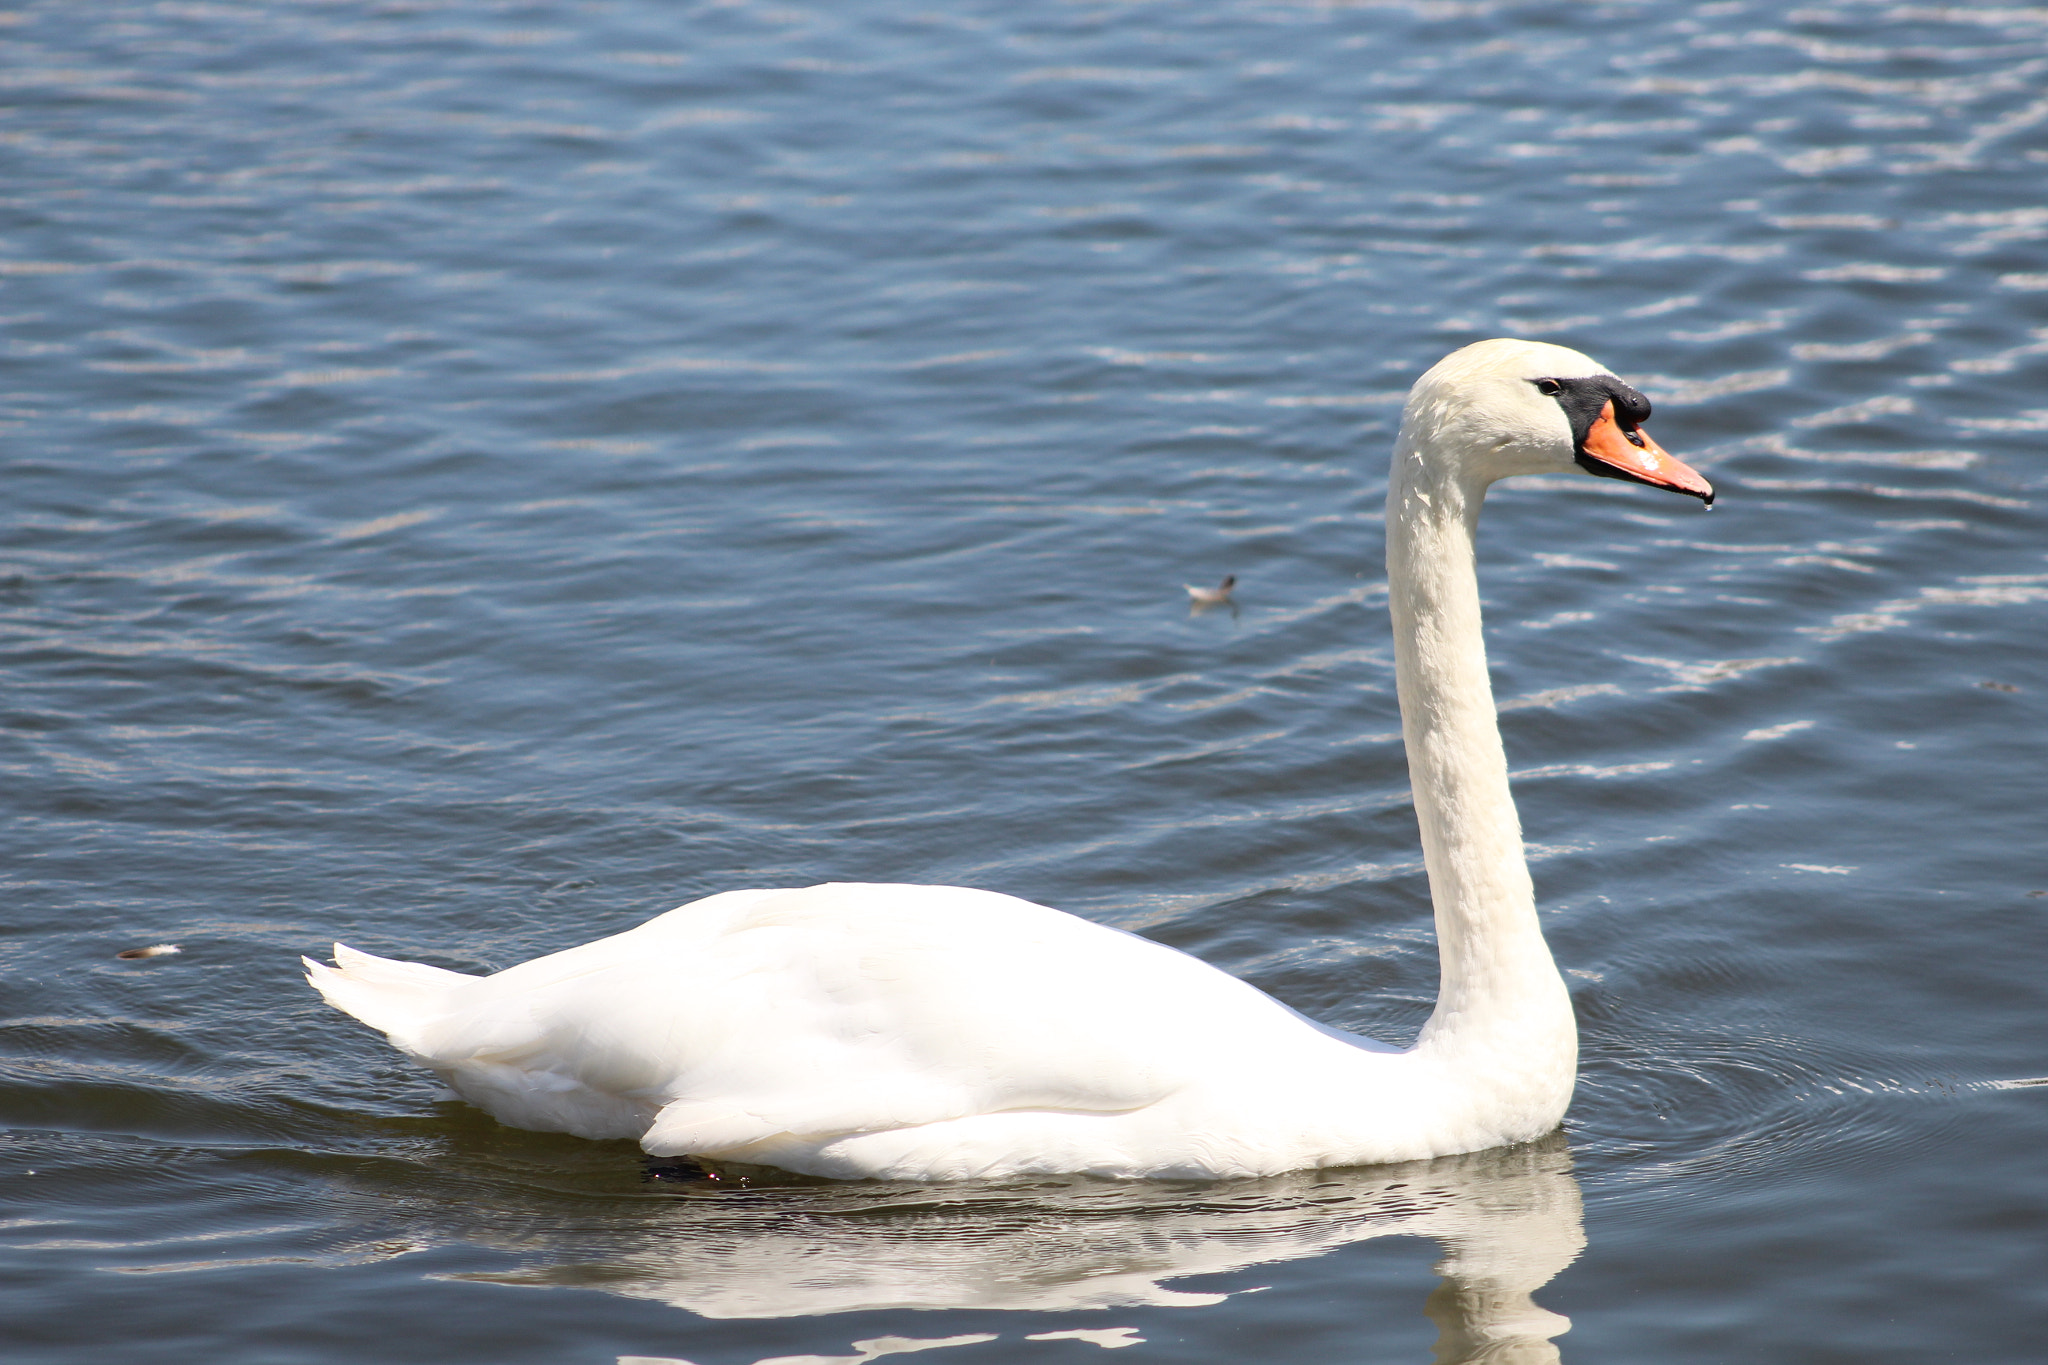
[642, 1155, 741, 1185]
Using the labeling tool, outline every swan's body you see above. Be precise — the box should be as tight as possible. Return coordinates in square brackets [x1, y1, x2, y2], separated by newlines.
[307, 339, 1711, 1181]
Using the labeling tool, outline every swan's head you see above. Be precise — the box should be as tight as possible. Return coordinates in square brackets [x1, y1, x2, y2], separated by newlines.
[1400, 338, 1713, 506]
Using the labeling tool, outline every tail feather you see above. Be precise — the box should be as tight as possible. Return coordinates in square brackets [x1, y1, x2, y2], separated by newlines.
[303, 942, 471, 1053]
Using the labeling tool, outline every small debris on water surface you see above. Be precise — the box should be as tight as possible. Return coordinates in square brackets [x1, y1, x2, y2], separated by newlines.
[116, 944, 182, 960]
[1184, 574, 1237, 610]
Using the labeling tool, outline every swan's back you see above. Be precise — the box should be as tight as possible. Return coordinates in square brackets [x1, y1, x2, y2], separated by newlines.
[306, 883, 1393, 1173]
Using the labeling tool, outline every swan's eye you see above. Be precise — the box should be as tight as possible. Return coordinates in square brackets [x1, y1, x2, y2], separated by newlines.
[1533, 378, 1563, 396]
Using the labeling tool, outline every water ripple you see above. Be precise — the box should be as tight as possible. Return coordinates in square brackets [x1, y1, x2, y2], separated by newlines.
[5, 0, 2048, 1359]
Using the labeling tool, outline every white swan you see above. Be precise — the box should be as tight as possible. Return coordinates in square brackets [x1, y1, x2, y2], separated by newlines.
[306, 338, 1712, 1181]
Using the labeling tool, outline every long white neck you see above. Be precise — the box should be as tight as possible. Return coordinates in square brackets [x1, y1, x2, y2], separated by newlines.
[1386, 434, 1575, 1124]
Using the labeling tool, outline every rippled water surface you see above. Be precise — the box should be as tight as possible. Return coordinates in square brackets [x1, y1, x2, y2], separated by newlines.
[6, 1, 2048, 1360]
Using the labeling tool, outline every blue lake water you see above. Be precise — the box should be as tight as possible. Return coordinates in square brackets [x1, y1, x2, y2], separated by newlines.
[4, 0, 2048, 1360]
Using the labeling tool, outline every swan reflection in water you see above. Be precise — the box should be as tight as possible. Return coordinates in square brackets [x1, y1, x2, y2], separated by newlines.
[448, 1136, 1583, 1363]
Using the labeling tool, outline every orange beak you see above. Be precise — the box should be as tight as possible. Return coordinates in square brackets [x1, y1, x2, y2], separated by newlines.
[1576, 401, 1714, 506]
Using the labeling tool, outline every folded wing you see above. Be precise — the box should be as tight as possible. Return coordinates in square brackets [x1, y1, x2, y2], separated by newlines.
[307, 882, 1320, 1155]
